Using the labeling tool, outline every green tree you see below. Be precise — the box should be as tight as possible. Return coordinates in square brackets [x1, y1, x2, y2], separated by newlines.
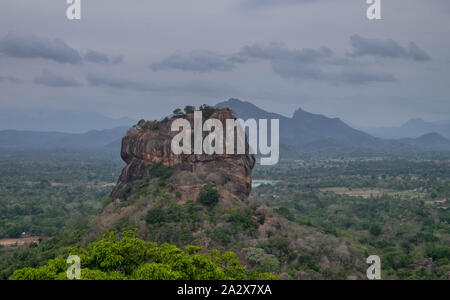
[199, 104, 214, 119]
[198, 184, 219, 206]
[10, 231, 276, 280]
[369, 224, 382, 237]
[135, 119, 146, 130]
[173, 108, 183, 116]
[184, 105, 195, 114]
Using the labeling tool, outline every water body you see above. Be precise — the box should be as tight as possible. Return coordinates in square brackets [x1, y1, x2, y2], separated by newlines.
[252, 179, 277, 188]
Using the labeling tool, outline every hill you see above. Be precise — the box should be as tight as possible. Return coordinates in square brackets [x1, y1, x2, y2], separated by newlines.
[85, 107, 368, 280]
[368, 118, 450, 139]
[216, 98, 410, 156]
[399, 132, 450, 150]
[0, 127, 129, 150]
[0, 109, 136, 133]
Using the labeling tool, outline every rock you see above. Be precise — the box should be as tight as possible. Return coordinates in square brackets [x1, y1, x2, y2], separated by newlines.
[440, 271, 450, 280]
[407, 258, 434, 273]
[110, 108, 255, 201]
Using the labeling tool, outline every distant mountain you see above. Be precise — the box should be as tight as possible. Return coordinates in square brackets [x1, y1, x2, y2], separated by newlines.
[399, 132, 450, 151]
[216, 98, 411, 156]
[368, 118, 450, 139]
[0, 127, 129, 150]
[0, 109, 136, 133]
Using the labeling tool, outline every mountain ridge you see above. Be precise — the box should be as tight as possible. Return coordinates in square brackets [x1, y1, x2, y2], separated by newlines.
[368, 118, 450, 139]
[1, 99, 449, 154]
[216, 98, 413, 156]
[0, 126, 130, 149]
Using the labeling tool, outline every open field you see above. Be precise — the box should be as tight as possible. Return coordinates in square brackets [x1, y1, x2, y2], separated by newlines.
[320, 187, 428, 199]
[0, 237, 40, 247]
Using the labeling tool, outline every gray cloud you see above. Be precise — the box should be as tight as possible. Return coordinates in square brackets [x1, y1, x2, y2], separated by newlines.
[0, 75, 21, 84]
[408, 42, 432, 61]
[150, 50, 237, 73]
[150, 41, 397, 85]
[84, 50, 124, 64]
[238, 43, 395, 84]
[239, 43, 333, 63]
[86, 74, 156, 91]
[242, 0, 328, 9]
[111, 55, 124, 64]
[33, 70, 82, 87]
[0, 33, 82, 64]
[340, 70, 397, 85]
[85, 73, 237, 97]
[349, 35, 431, 61]
[84, 50, 109, 64]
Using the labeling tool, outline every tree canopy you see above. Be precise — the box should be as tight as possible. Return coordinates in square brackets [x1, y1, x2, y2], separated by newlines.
[10, 231, 275, 280]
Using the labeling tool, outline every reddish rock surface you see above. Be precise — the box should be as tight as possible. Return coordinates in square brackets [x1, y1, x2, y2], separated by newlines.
[110, 108, 255, 201]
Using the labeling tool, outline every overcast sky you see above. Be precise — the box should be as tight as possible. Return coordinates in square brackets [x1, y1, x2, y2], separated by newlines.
[0, 0, 449, 128]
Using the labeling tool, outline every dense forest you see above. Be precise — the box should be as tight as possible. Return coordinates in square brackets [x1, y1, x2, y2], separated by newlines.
[0, 150, 123, 238]
[253, 159, 450, 279]
[0, 151, 449, 280]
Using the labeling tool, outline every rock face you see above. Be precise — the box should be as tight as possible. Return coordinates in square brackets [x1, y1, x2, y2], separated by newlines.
[110, 108, 255, 201]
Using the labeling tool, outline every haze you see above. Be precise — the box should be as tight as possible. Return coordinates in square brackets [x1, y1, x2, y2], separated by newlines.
[1, 0, 449, 130]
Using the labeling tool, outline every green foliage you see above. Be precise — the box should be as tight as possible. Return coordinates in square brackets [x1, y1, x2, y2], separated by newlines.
[296, 254, 320, 273]
[275, 207, 295, 222]
[146, 207, 166, 225]
[198, 184, 219, 206]
[134, 119, 159, 131]
[211, 227, 232, 245]
[199, 104, 214, 119]
[173, 108, 183, 116]
[430, 247, 450, 261]
[184, 105, 195, 114]
[101, 197, 113, 209]
[254, 158, 450, 279]
[228, 209, 257, 233]
[148, 163, 174, 186]
[0, 151, 122, 239]
[119, 185, 132, 199]
[150, 121, 159, 130]
[149, 163, 174, 179]
[10, 231, 274, 280]
[245, 247, 281, 273]
[0, 229, 85, 280]
[134, 119, 146, 130]
[369, 224, 382, 237]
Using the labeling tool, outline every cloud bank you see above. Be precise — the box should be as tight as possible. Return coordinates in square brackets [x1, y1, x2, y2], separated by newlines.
[349, 35, 431, 61]
[0, 33, 82, 64]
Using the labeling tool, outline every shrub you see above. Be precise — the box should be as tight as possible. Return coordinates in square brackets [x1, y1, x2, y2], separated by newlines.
[228, 210, 257, 233]
[146, 207, 166, 225]
[101, 197, 113, 209]
[275, 207, 295, 222]
[173, 108, 183, 116]
[245, 247, 281, 273]
[212, 227, 232, 245]
[149, 163, 174, 185]
[184, 105, 195, 114]
[430, 247, 450, 261]
[119, 185, 132, 199]
[199, 104, 214, 119]
[198, 184, 219, 206]
[134, 119, 146, 130]
[150, 121, 159, 130]
[369, 224, 382, 237]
